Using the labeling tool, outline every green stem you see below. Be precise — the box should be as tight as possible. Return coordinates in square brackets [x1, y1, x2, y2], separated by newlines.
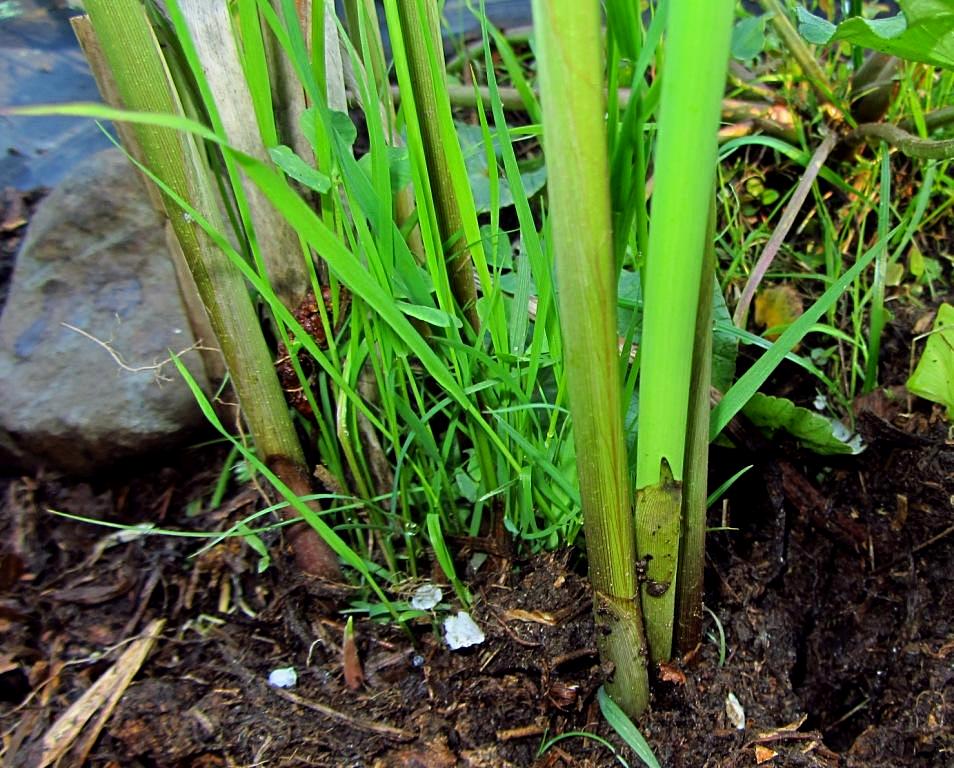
[83, 0, 339, 579]
[863, 143, 891, 392]
[849, 123, 954, 160]
[636, 0, 734, 666]
[532, 0, 649, 717]
[675, 193, 716, 653]
[392, 0, 479, 332]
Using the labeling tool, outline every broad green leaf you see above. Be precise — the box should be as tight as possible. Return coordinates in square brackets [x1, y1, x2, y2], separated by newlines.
[456, 121, 547, 214]
[330, 110, 358, 147]
[268, 145, 331, 193]
[796, 1, 954, 71]
[732, 16, 768, 61]
[907, 303, 954, 417]
[743, 393, 863, 455]
[300, 107, 358, 151]
[480, 224, 514, 269]
[357, 145, 412, 193]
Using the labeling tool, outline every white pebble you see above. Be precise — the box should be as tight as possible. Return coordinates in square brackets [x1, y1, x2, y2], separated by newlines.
[268, 666, 298, 688]
[725, 691, 746, 730]
[443, 611, 485, 650]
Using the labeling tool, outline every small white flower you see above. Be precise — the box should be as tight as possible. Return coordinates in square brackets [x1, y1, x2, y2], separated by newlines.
[813, 393, 827, 411]
[410, 583, 443, 611]
[268, 667, 297, 688]
[443, 612, 485, 650]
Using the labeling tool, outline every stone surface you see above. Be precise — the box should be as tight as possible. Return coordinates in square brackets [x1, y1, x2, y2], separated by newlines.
[0, 148, 210, 475]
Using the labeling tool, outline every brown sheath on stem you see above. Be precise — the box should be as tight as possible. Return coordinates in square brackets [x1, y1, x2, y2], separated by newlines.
[269, 456, 341, 580]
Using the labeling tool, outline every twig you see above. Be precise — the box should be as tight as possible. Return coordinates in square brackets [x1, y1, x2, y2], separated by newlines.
[911, 523, 954, 555]
[848, 122, 954, 160]
[733, 130, 839, 327]
[218, 642, 413, 741]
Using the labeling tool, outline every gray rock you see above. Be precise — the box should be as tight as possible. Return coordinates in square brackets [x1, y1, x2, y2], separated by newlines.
[0, 148, 210, 475]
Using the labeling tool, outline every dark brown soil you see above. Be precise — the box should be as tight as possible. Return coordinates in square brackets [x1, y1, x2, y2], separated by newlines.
[2, 301, 952, 768]
[1, 187, 952, 766]
[0, 187, 46, 313]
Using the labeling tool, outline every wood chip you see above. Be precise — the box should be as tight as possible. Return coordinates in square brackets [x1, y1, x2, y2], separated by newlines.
[33, 618, 165, 768]
[755, 744, 777, 764]
[658, 661, 687, 684]
[503, 608, 556, 625]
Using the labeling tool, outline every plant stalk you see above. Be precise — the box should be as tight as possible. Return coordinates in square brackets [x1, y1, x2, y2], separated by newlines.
[532, 0, 649, 717]
[635, 0, 734, 666]
[179, 0, 308, 308]
[390, 0, 479, 332]
[675, 193, 717, 653]
[82, 0, 339, 579]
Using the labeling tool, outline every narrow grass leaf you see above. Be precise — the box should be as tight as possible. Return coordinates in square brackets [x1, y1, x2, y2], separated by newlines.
[712, 225, 903, 439]
[597, 687, 662, 768]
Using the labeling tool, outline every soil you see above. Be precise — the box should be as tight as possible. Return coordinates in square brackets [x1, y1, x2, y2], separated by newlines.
[0, 187, 46, 313]
[1, 187, 952, 767]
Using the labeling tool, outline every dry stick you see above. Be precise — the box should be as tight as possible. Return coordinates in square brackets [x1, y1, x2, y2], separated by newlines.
[390, 84, 799, 142]
[218, 642, 413, 741]
[732, 130, 839, 328]
[180, 0, 308, 308]
[848, 122, 954, 160]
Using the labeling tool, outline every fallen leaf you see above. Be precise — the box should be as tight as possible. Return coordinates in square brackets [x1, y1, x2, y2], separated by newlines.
[755, 284, 804, 341]
[503, 608, 557, 626]
[755, 744, 777, 764]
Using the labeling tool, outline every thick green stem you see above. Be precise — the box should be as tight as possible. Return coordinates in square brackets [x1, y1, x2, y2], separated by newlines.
[635, 0, 733, 665]
[675, 194, 716, 653]
[342, 0, 425, 261]
[849, 123, 954, 160]
[532, 0, 649, 717]
[83, 0, 339, 579]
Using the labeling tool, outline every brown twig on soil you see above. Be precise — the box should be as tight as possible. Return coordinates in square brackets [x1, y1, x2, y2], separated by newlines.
[497, 723, 547, 741]
[268, 686, 413, 741]
[218, 641, 413, 741]
[487, 606, 543, 648]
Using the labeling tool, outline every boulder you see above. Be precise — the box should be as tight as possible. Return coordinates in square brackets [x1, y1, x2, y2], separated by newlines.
[0, 148, 210, 475]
